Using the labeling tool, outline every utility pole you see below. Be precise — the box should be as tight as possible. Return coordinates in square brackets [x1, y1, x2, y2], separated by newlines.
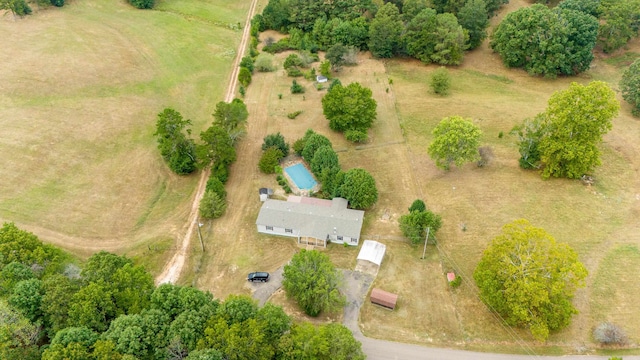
[421, 227, 430, 260]
[196, 221, 205, 252]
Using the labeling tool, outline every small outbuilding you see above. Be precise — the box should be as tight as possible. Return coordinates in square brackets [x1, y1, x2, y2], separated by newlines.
[316, 75, 328, 83]
[370, 288, 398, 310]
[258, 188, 273, 202]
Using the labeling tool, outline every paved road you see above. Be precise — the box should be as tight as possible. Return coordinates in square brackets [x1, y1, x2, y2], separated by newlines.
[251, 268, 639, 360]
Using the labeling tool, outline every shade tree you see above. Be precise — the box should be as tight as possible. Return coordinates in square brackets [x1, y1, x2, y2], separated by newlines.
[490, 5, 599, 77]
[337, 168, 378, 209]
[322, 82, 377, 142]
[154, 108, 197, 175]
[399, 205, 443, 245]
[427, 116, 482, 170]
[473, 219, 588, 340]
[537, 81, 619, 179]
[283, 250, 346, 317]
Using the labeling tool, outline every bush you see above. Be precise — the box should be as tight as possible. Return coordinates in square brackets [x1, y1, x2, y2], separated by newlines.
[254, 53, 276, 72]
[449, 275, 462, 288]
[287, 67, 303, 77]
[621, 58, 640, 117]
[263, 38, 291, 53]
[129, 0, 154, 9]
[291, 80, 305, 94]
[199, 190, 226, 219]
[7, 0, 32, 15]
[205, 176, 227, 199]
[238, 67, 252, 87]
[344, 129, 368, 143]
[283, 54, 304, 69]
[287, 111, 303, 119]
[262, 132, 289, 155]
[430, 67, 451, 95]
[408, 199, 426, 213]
[50, 0, 64, 7]
[211, 163, 229, 183]
[259, 147, 284, 174]
[593, 322, 627, 345]
[240, 56, 254, 73]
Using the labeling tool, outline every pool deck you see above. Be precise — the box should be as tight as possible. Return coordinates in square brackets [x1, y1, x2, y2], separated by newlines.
[282, 158, 320, 196]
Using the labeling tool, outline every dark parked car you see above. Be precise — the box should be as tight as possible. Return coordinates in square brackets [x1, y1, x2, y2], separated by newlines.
[247, 272, 270, 282]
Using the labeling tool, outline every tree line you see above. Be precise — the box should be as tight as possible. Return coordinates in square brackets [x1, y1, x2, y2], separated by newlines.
[254, 0, 640, 77]
[0, 222, 365, 360]
[255, 0, 499, 66]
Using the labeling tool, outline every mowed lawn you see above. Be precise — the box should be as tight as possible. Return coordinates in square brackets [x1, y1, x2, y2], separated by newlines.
[357, 38, 640, 353]
[0, 0, 248, 268]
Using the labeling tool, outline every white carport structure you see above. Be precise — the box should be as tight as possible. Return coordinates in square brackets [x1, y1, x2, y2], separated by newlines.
[355, 240, 386, 276]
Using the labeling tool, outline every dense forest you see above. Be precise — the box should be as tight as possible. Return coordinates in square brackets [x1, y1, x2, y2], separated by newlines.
[253, 0, 640, 76]
[0, 223, 364, 360]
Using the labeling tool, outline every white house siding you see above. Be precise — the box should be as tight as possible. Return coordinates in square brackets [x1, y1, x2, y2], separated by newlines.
[256, 224, 299, 238]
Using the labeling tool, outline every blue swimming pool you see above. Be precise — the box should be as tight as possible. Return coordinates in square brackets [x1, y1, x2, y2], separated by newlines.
[285, 163, 317, 190]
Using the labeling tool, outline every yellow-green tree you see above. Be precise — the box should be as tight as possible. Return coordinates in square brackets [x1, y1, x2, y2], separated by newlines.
[427, 116, 482, 170]
[538, 81, 619, 179]
[473, 219, 588, 341]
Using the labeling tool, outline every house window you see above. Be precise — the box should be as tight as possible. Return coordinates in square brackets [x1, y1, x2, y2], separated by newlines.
[285, 228, 293, 233]
[351, 238, 357, 244]
[337, 236, 343, 241]
[266, 226, 273, 231]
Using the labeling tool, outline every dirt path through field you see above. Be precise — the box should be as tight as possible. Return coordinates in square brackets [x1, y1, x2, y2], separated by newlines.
[154, 0, 259, 285]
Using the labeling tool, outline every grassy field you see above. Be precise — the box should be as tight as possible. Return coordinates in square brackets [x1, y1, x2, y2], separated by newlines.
[191, 0, 640, 355]
[3, 0, 640, 355]
[0, 0, 249, 270]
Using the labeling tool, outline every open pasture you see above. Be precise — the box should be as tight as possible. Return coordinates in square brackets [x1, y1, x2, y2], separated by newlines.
[0, 0, 249, 270]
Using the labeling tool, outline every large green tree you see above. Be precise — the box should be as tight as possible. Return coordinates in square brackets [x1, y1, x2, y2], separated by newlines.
[423, 13, 468, 65]
[212, 99, 249, 142]
[197, 124, 237, 169]
[399, 207, 442, 245]
[621, 58, 640, 116]
[0, 300, 40, 360]
[283, 250, 345, 317]
[597, 0, 640, 53]
[537, 81, 619, 179]
[0, 222, 66, 276]
[338, 168, 378, 209]
[490, 5, 599, 77]
[277, 322, 365, 359]
[427, 116, 482, 170]
[457, 0, 489, 50]
[473, 219, 588, 341]
[368, 3, 404, 58]
[322, 82, 377, 139]
[301, 133, 333, 163]
[154, 108, 197, 175]
[310, 145, 340, 176]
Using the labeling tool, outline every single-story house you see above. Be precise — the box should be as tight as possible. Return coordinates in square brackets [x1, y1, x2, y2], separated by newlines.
[255, 197, 364, 247]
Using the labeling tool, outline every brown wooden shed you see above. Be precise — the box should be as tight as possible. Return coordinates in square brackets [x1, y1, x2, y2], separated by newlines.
[370, 288, 398, 310]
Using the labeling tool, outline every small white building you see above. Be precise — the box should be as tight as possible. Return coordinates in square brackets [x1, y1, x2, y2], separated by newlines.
[255, 197, 364, 247]
[316, 75, 328, 83]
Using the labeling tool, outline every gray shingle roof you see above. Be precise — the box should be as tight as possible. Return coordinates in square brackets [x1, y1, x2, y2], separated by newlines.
[256, 198, 364, 240]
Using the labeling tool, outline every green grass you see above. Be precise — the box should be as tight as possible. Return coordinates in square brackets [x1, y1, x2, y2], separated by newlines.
[590, 245, 640, 343]
[603, 52, 640, 68]
[0, 0, 248, 257]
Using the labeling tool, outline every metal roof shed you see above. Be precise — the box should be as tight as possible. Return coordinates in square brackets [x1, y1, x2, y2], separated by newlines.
[370, 288, 398, 310]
